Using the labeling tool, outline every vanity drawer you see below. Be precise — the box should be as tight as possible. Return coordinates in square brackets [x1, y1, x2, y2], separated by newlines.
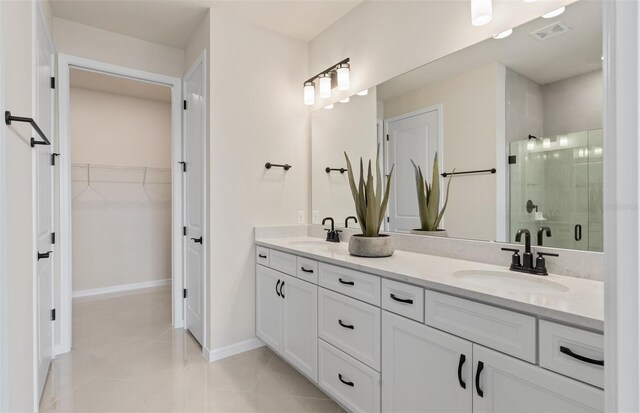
[296, 256, 318, 284]
[319, 263, 381, 306]
[318, 287, 381, 371]
[539, 320, 604, 388]
[381, 279, 424, 322]
[318, 339, 381, 413]
[269, 250, 296, 276]
[425, 290, 536, 363]
[256, 246, 270, 267]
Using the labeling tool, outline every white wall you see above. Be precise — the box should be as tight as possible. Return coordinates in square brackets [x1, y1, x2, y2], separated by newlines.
[69, 86, 172, 293]
[311, 90, 378, 225]
[208, 10, 309, 351]
[505, 68, 544, 143]
[382, 63, 502, 240]
[52, 17, 184, 77]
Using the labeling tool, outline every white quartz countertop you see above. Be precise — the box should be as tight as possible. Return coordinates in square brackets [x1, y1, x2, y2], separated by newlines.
[255, 236, 604, 332]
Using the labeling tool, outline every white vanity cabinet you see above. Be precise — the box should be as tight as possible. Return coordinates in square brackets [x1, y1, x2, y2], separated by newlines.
[255, 264, 318, 382]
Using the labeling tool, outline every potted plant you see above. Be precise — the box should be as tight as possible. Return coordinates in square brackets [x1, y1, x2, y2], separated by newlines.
[344, 148, 395, 257]
[410, 153, 453, 236]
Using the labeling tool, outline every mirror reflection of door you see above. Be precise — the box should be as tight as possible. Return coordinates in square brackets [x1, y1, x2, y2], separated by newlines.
[385, 107, 441, 233]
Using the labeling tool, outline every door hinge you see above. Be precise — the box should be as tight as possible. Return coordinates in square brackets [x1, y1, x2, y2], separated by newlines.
[387, 217, 390, 223]
[179, 161, 187, 172]
[50, 77, 55, 89]
[183, 226, 187, 236]
[51, 153, 60, 166]
[386, 134, 389, 141]
[51, 232, 56, 244]
[183, 100, 187, 110]
[508, 155, 517, 165]
[183, 289, 188, 299]
[51, 309, 56, 321]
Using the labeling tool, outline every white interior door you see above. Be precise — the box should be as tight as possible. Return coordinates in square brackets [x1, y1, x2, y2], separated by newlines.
[183, 57, 206, 346]
[386, 107, 441, 232]
[35, 8, 55, 399]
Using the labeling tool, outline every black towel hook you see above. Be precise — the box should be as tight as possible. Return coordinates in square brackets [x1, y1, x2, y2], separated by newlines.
[5, 111, 51, 147]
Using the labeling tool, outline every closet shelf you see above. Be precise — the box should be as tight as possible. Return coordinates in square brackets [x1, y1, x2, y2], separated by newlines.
[71, 163, 172, 186]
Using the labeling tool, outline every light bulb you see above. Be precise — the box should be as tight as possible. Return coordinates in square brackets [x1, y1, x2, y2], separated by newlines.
[559, 136, 568, 147]
[543, 138, 551, 149]
[357, 89, 368, 96]
[336, 63, 350, 91]
[527, 141, 535, 151]
[542, 7, 565, 19]
[493, 29, 513, 39]
[324, 104, 334, 110]
[303, 81, 315, 106]
[339, 97, 350, 103]
[471, 0, 492, 26]
[319, 73, 332, 99]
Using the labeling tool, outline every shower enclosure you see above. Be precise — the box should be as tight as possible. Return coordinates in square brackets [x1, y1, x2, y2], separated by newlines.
[509, 129, 603, 252]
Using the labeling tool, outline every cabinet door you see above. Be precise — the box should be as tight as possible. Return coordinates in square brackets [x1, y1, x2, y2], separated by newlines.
[382, 311, 472, 413]
[472, 345, 604, 413]
[256, 265, 283, 352]
[281, 274, 318, 382]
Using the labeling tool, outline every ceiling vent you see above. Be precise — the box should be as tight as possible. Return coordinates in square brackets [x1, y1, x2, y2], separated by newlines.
[530, 21, 570, 41]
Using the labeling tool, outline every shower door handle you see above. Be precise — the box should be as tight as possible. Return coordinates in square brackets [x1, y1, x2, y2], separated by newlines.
[574, 225, 582, 241]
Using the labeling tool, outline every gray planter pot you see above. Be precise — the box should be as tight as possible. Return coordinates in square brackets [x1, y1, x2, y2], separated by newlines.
[410, 229, 448, 237]
[348, 234, 395, 258]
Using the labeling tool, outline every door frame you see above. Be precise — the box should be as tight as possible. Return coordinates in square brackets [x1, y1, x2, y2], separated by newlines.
[182, 50, 208, 348]
[383, 104, 444, 232]
[56, 54, 184, 354]
[0, 1, 7, 410]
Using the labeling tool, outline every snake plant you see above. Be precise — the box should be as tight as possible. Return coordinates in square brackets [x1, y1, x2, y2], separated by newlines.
[344, 148, 394, 237]
[411, 153, 453, 231]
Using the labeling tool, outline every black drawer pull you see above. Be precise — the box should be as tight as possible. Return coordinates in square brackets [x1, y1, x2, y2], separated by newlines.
[560, 346, 604, 366]
[457, 354, 466, 389]
[191, 237, 203, 244]
[475, 361, 484, 397]
[279, 280, 285, 299]
[300, 267, 314, 273]
[338, 374, 354, 387]
[338, 319, 354, 330]
[37, 251, 53, 260]
[390, 293, 413, 304]
[258, 254, 267, 259]
[338, 278, 354, 286]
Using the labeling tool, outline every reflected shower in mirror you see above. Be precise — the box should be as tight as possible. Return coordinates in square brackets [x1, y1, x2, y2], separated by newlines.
[311, 0, 603, 252]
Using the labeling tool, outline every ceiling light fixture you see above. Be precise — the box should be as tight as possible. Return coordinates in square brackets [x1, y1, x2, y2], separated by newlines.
[493, 29, 513, 39]
[301, 57, 350, 104]
[357, 89, 369, 96]
[471, 0, 492, 26]
[542, 6, 565, 19]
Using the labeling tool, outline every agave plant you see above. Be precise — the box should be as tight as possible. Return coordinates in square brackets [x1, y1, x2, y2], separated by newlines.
[344, 148, 394, 237]
[411, 153, 453, 231]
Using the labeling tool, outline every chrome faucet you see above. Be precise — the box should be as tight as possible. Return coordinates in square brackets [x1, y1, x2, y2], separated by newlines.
[501, 228, 559, 276]
[322, 217, 341, 243]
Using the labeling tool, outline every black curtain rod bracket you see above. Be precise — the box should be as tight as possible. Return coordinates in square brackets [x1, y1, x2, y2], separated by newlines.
[325, 167, 347, 174]
[5, 111, 51, 147]
[265, 162, 291, 171]
[441, 168, 496, 178]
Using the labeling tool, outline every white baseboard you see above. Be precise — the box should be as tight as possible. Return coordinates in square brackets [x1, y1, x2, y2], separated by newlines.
[72, 278, 171, 299]
[204, 337, 265, 362]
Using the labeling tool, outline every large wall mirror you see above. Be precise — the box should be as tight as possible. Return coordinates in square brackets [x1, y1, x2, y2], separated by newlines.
[311, 0, 602, 252]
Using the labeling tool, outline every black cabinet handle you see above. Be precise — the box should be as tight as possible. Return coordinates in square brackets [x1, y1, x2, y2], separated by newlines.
[280, 280, 285, 299]
[390, 293, 413, 304]
[338, 374, 354, 387]
[560, 346, 604, 366]
[275, 280, 281, 297]
[300, 267, 314, 273]
[191, 237, 203, 244]
[338, 278, 354, 286]
[258, 254, 267, 259]
[338, 319, 355, 330]
[475, 361, 484, 397]
[37, 250, 53, 260]
[574, 224, 582, 241]
[457, 354, 466, 389]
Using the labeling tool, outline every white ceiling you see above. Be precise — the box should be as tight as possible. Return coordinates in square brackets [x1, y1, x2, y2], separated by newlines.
[50, 0, 363, 49]
[70, 68, 172, 102]
[378, 0, 602, 102]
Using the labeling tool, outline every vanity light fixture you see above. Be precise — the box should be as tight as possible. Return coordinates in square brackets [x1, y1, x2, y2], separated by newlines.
[301, 57, 350, 104]
[471, 0, 492, 26]
[357, 89, 369, 96]
[339, 97, 350, 103]
[542, 6, 565, 19]
[324, 104, 334, 110]
[493, 29, 513, 39]
[303, 81, 315, 106]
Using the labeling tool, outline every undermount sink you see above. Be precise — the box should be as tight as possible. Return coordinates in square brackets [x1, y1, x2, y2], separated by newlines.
[452, 270, 569, 294]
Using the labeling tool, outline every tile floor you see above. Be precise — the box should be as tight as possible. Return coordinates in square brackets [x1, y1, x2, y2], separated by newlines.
[40, 287, 342, 412]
